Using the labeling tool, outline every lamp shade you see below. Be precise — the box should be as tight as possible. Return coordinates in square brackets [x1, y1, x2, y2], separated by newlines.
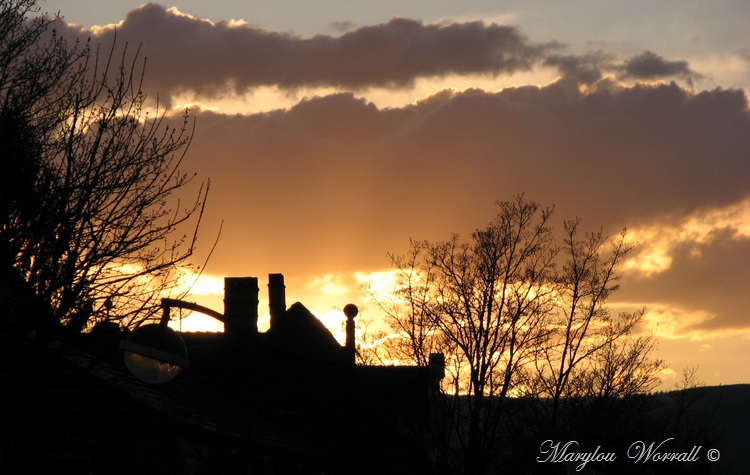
[120, 323, 189, 384]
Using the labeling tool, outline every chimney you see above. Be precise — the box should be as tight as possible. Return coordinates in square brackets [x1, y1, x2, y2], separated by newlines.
[429, 353, 446, 380]
[224, 277, 259, 336]
[268, 273, 286, 330]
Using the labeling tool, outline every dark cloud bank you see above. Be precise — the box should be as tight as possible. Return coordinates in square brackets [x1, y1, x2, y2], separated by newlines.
[59, 3, 700, 101]
[61, 3, 552, 96]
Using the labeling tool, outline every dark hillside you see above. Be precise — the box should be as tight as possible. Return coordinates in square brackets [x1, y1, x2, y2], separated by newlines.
[689, 384, 750, 475]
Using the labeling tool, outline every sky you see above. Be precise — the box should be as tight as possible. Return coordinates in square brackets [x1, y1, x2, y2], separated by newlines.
[40, 1, 750, 388]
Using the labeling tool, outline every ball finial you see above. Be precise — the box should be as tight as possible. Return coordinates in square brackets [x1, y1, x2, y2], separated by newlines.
[343, 303, 359, 319]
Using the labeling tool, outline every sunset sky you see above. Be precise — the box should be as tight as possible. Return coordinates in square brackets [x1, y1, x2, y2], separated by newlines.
[42, 1, 750, 388]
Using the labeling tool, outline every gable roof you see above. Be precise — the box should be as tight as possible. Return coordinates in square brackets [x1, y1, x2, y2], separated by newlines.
[265, 302, 343, 359]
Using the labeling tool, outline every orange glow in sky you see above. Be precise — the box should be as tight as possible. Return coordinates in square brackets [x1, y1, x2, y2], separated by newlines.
[49, 1, 750, 389]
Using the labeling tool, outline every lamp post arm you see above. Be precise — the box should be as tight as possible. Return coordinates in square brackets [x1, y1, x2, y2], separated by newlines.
[159, 298, 226, 325]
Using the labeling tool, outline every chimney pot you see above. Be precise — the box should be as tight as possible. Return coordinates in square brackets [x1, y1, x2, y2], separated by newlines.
[268, 273, 286, 330]
[224, 277, 259, 335]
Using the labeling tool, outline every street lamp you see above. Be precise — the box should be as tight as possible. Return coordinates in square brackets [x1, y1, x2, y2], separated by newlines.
[120, 323, 189, 384]
[119, 298, 230, 383]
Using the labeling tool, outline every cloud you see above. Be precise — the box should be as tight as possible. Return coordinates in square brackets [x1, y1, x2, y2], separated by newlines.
[329, 20, 357, 33]
[545, 50, 704, 86]
[623, 198, 750, 277]
[544, 51, 614, 84]
[57, 3, 555, 102]
[621, 227, 750, 336]
[619, 50, 703, 82]
[54, 5, 710, 109]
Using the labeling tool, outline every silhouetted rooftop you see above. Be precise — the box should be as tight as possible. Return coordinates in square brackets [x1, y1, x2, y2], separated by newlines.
[2, 270, 442, 474]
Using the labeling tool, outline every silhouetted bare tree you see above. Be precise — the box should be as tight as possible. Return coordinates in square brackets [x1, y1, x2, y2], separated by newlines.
[368, 195, 663, 474]
[531, 220, 653, 434]
[370, 196, 556, 473]
[0, 0, 208, 332]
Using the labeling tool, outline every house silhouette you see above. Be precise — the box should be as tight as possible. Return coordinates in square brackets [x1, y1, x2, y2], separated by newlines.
[1, 269, 444, 474]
